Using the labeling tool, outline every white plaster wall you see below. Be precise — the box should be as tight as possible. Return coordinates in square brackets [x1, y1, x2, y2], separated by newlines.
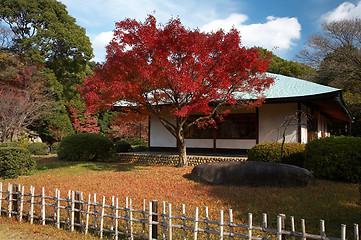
[300, 103, 309, 144]
[149, 117, 176, 147]
[185, 139, 213, 148]
[259, 103, 298, 143]
[216, 139, 256, 149]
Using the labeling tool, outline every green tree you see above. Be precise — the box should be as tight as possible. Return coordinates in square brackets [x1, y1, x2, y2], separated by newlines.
[0, 0, 95, 142]
[259, 48, 315, 79]
[297, 19, 361, 135]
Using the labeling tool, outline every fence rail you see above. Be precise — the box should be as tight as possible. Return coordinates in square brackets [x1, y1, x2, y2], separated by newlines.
[0, 182, 358, 240]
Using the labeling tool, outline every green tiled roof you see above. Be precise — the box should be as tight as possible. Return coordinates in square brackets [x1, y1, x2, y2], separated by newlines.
[263, 73, 340, 99]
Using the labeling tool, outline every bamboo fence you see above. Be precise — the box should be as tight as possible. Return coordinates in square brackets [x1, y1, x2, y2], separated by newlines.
[0, 182, 359, 240]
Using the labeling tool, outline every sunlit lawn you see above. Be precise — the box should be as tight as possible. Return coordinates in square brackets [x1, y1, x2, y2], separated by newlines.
[1, 155, 360, 239]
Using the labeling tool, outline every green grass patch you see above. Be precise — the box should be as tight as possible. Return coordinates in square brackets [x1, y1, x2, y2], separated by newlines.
[1, 156, 359, 239]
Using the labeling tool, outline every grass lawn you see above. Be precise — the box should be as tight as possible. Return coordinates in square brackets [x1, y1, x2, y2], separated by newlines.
[1, 155, 360, 239]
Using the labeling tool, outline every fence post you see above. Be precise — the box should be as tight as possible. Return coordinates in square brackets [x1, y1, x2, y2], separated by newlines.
[0, 182, 2, 216]
[354, 224, 359, 240]
[41, 187, 46, 225]
[279, 214, 286, 240]
[341, 224, 346, 240]
[8, 183, 12, 217]
[12, 184, 20, 219]
[247, 213, 252, 240]
[152, 200, 158, 239]
[19, 185, 24, 221]
[74, 191, 83, 230]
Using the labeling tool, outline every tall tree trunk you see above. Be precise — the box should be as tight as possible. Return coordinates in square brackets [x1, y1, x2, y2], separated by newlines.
[176, 134, 188, 167]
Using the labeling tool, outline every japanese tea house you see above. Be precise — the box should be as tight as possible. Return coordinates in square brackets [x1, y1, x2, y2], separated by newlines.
[148, 73, 352, 153]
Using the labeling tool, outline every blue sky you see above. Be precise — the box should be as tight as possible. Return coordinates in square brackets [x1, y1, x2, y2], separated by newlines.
[59, 0, 361, 63]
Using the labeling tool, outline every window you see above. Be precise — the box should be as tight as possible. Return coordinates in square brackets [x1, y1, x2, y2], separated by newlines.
[216, 114, 256, 139]
[184, 114, 257, 139]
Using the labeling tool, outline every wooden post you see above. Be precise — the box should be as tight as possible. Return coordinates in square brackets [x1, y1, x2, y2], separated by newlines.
[290, 216, 295, 240]
[229, 209, 234, 239]
[56, 189, 61, 229]
[193, 207, 199, 240]
[30, 186, 35, 224]
[71, 191, 75, 232]
[12, 184, 20, 219]
[263, 213, 268, 240]
[85, 194, 91, 234]
[8, 183, 12, 217]
[301, 219, 306, 240]
[247, 213, 252, 240]
[100, 196, 105, 239]
[19, 185, 24, 221]
[182, 204, 186, 240]
[41, 187, 46, 225]
[115, 198, 119, 240]
[0, 182, 2, 216]
[279, 213, 286, 240]
[129, 198, 134, 240]
[148, 201, 153, 239]
[74, 191, 83, 229]
[205, 206, 210, 240]
[354, 224, 359, 240]
[162, 201, 166, 239]
[168, 203, 172, 240]
[320, 219, 326, 237]
[152, 200, 158, 239]
[341, 224, 346, 240]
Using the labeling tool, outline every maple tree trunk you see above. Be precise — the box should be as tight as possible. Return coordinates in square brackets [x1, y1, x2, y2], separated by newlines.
[176, 134, 188, 167]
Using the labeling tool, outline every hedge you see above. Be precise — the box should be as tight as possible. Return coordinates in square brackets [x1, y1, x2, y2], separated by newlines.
[0, 147, 35, 179]
[248, 142, 306, 167]
[57, 133, 115, 161]
[27, 142, 49, 155]
[304, 136, 361, 182]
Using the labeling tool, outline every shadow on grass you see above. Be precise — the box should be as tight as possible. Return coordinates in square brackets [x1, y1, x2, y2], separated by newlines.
[34, 155, 140, 172]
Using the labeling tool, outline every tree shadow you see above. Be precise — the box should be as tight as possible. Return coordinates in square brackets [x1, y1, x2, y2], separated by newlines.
[34, 156, 140, 172]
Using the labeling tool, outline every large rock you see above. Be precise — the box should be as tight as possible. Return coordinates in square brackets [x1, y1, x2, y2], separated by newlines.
[191, 161, 314, 186]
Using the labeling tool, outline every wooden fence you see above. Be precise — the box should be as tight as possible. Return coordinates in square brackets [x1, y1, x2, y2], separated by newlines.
[0, 182, 359, 240]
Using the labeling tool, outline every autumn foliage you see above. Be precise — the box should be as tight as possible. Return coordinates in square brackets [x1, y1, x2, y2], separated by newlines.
[0, 53, 52, 142]
[81, 15, 273, 166]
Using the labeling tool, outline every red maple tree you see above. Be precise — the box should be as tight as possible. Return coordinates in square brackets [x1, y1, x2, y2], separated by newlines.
[68, 106, 100, 134]
[81, 15, 273, 166]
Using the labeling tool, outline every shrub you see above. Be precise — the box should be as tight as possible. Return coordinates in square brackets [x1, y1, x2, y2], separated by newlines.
[115, 141, 132, 153]
[132, 145, 148, 152]
[27, 142, 49, 155]
[248, 142, 306, 167]
[50, 142, 60, 154]
[0, 142, 21, 148]
[0, 147, 35, 179]
[57, 133, 115, 161]
[304, 136, 361, 182]
[124, 137, 148, 146]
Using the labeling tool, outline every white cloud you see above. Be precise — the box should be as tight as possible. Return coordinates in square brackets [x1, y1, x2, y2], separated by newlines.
[321, 1, 361, 22]
[91, 31, 114, 63]
[201, 14, 301, 51]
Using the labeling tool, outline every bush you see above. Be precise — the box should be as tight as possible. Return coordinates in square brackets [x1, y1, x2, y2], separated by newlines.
[115, 141, 132, 153]
[132, 145, 148, 152]
[27, 142, 49, 155]
[248, 142, 306, 167]
[57, 133, 115, 161]
[0, 147, 35, 179]
[304, 136, 361, 182]
[124, 137, 148, 146]
[50, 142, 60, 154]
[0, 142, 21, 148]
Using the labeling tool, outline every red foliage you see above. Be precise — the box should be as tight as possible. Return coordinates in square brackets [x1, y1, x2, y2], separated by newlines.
[0, 53, 51, 142]
[81, 15, 273, 166]
[68, 106, 100, 134]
